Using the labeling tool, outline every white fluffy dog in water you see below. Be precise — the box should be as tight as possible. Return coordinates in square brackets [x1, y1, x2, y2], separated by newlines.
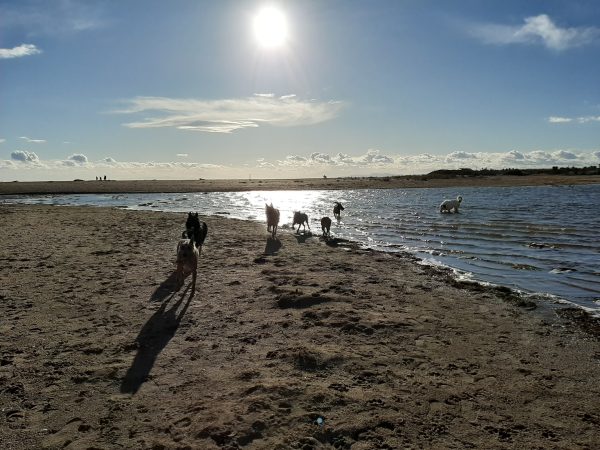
[440, 196, 462, 213]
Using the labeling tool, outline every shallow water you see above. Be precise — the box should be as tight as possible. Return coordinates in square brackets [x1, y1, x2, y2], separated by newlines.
[3, 184, 599, 314]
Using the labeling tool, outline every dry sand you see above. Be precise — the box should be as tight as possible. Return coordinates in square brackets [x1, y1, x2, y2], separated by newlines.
[1, 205, 599, 449]
[1, 174, 599, 195]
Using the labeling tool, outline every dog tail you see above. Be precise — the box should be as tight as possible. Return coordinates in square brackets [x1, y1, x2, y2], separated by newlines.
[195, 222, 208, 247]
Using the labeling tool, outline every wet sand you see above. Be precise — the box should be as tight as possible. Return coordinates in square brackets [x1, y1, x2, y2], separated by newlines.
[1, 205, 599, 449]
[1, 174, 599, 195]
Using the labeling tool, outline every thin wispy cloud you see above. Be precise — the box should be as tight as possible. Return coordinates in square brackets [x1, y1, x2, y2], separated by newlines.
[0, 44, 41, 59]
[548, 116, 573, 123]
[113, 95, 344, 133]
[578, 116, 600, 123]
[0, 0, 105, 36]
[19, 136, 46, 143]
[471, 14, 600, 50]
[548, 115, 600, 124]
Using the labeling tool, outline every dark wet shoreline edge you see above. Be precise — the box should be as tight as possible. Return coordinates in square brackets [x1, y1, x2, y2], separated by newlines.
[3, 202, 599, 339]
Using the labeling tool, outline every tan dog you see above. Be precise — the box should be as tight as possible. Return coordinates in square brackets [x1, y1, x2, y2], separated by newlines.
[175, 238, 199, 294]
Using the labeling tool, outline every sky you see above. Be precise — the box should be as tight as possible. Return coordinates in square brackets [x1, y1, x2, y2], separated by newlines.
[1, 0, 599, 181]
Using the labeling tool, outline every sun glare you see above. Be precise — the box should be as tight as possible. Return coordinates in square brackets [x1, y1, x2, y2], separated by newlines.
[253, 6, 288, 48]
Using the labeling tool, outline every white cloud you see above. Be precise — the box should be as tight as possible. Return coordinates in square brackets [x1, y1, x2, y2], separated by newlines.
[11, 150, 40, 163]
[471, 14, 600, 50]
[279, 149, 396, 169]
[68, 153, 88, 164]
[0, 43, 41, 59]
[359, 149, 394, 164]
[577, 116, 600, 123]
[0, 138, 5, 144]
[309, 152, 333, 164]
[285, 155, 307, 163]
[0, 160, 15, 169]
[553, 150, 577, 160]
[113, 94, 344, 133]
[548, 116, 573, 123]
[548, 115, 600, 124]
[445, 151, 477, 162]
[176, 153, 188, 158]
[503, 150, 525, 161]
[19, 136, 46, 143]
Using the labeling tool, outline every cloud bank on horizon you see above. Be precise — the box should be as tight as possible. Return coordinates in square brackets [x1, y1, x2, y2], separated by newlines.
[2, 148, 599, 181]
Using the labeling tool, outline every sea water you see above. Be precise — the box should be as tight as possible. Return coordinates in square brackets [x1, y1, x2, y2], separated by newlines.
[3, 184, 599, 314]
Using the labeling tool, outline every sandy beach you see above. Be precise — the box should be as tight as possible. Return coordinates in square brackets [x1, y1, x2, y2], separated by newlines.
[1, 174, 599, 195]
[1, 204, 599, 449]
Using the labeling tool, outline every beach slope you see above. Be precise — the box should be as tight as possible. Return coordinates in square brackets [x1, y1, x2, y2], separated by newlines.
[0, 205, 598, 449]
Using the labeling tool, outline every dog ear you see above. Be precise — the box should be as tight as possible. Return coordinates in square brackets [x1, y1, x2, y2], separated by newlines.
[194, 213, 199, 218]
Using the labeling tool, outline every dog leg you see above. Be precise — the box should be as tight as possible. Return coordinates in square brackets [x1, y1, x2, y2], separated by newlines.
[176, 263, 184, 289]
[191, 268, 196, 296]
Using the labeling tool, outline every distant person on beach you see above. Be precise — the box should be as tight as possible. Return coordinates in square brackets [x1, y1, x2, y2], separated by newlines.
[104, 175, 107, 181]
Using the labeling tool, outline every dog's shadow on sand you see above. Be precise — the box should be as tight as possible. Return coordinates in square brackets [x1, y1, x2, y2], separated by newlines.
[294, 231, 313, 244]
[149, 272, 181, 303]
[264, 237, 282, 255]
[120, 278, 194, 395]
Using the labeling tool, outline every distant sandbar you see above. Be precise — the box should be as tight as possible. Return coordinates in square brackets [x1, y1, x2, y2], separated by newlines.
[1, 174, 598, 195]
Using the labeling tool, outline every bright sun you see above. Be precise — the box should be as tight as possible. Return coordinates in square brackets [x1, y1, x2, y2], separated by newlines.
[253, 6, 288, 48]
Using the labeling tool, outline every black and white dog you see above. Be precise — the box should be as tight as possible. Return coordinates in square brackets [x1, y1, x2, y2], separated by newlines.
[183, 212, 208, 248]
[175, 212, 208, 294]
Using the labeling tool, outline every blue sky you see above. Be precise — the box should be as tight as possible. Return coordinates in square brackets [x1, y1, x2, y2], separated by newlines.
[1, 0, 599, 180]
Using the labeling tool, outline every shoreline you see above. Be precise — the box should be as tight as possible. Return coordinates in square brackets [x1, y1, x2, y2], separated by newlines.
[1, 205, 599, 448]
[3, 195, 598, 322]
[1, 173, 599, 195]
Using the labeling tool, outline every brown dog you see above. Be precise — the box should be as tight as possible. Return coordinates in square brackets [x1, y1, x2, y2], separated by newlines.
[175, 238, 199, 294]
[321, 216, 332, 237]
[293, 211, 310, 233]
[265, 203, 280, 238]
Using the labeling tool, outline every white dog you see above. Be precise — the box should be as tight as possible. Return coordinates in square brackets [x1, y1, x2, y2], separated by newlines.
[175, 238, 199, 294]
[440, 195, 462, 213]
